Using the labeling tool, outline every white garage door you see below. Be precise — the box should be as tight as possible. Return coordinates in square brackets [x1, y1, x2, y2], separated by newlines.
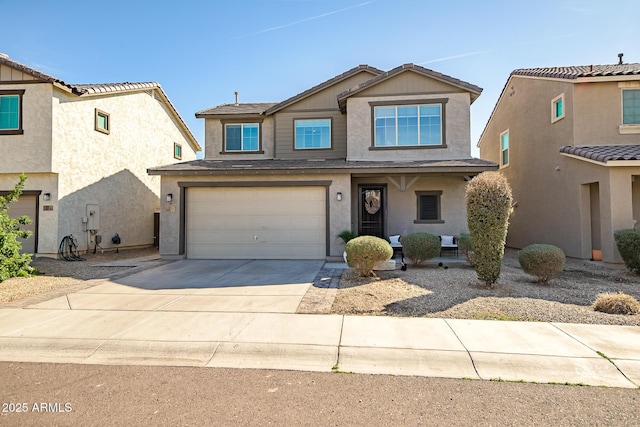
[9, 194, 37, 254]
[186, 186, 326, 259]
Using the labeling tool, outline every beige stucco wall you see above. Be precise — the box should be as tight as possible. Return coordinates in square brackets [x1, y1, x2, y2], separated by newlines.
[50, 88, 197, 254]
[346, 92, 472, 161]
[351, 175, 470, 238]
[203, 116, 275, 160]
[159, 173, 351, 259]
[0, 83, 53, 173]
[478, 75, 640, 263]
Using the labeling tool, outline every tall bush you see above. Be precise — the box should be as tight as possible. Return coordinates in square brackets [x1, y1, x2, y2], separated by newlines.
[345, 235, 393, 277]
[614, 228, 640, 274]
[457, 233, 475, 266]
[465, 172, 513, 286]
[400, 232, 440, 266]
[0, 174, 35, 282]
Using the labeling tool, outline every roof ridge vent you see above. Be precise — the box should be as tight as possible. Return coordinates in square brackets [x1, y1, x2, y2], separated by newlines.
[618, 53, 624, 65]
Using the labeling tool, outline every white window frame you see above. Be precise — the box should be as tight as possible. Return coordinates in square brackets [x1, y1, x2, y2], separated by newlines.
[620, 88, 640, 134]
[224, 123, 260, 152]
[500, 129, 509, 168]
[373, 103, 444, 147]
[551, 93, 565, 123]
[294, 118, 332, 150]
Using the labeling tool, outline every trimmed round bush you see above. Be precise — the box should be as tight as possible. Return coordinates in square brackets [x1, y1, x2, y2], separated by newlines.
[593, 292, 640, 315]
[614, 228, 640, 274]
[518, 244, 565, 283]
[466, 172, 513, 286]
[345, 235, 393, 277]
[399, 232, 440, 266]
[458, 233, 475, 266]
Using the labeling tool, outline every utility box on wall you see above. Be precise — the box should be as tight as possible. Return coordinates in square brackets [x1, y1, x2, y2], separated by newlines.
[86, 204, 100, 230]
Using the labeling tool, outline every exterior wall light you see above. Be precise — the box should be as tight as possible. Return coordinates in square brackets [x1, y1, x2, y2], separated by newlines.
[166, 194, 173, 202]
[336, 192, 342, 201]
[43, 193, 51, 201]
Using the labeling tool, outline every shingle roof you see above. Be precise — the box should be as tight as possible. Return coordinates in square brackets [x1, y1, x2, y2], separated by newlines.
[560, 145, 640, 163]
[148, 157, 497, 175]
[195, 102, 277, 117]
[337, 63, 483, 111]
[264, 65, 383, 115]
[512, 63, 640, 79]
[0, 54, 201, 151]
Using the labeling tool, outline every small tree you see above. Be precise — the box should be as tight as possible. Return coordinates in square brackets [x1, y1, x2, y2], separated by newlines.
[465, 172, 513, 287]
[0, 174, 35, 282]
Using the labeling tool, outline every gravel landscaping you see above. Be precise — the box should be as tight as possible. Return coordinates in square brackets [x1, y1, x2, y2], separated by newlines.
[0, 247, 161, 305]
[331, 249, 640, 326]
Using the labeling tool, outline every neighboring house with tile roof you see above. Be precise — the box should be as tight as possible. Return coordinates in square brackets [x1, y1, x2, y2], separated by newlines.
[149, 63, 497, 260]
[0, 54, 201, 257]
[478, 58, 640, 264]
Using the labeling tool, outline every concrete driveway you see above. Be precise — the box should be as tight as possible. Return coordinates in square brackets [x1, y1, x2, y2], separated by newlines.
[28, 259, 326, 314]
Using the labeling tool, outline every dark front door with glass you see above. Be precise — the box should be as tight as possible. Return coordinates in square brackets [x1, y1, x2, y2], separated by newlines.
[358, 185, 386, 238]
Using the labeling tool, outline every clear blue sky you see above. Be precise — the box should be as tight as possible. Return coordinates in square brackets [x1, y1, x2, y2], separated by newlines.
[2, 0, 638, 157]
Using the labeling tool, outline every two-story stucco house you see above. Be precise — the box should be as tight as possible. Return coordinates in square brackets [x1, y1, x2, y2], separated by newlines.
[478, 60, 640, 264]
[149, 63, 497, 260]
[0, 54, 201, 257]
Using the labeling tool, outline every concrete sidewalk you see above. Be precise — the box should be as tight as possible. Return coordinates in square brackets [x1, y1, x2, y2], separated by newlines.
[0, 258, 638, 389]
[0, 307, 638, 388]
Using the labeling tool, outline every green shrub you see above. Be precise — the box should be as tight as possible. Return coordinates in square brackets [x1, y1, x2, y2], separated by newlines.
[518, 244, 565, 283]
[0, 174, 35, 282]
[338, 230, 358, 244]
[345, 235, 393, 277]
[465, 172, 513, 286]
[399, 232, 440, 266]
[592, 292, 640, 315]
[614, 228, 640, 274]
[458, 233, 475, 266]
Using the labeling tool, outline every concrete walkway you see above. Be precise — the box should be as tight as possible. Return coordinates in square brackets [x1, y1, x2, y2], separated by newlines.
[0, 259, 638, 389]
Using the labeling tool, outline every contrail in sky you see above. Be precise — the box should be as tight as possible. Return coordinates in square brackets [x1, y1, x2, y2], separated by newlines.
[235, 1, 374, 38]
[418, 50, 490, 65]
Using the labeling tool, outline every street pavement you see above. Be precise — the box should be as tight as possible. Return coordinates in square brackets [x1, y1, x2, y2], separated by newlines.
[0, 258, 638, 389]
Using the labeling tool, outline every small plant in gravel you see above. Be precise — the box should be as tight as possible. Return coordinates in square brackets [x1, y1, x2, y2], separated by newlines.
[592, 292, 640, 315]
[518, 244, 566, 283]
[399, 232, 440, 266]
[458, 233, 475, 266]
[465, 172, 513, 287]
[345, 235, 393, 277]
[0, 174, 35, 282]
[614, 228, 640, 274]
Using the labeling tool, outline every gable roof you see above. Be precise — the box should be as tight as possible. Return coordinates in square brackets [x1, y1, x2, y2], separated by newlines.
[560, 145, 640, 164]
[263, 64, 383, 115]
[337, 63, 483, 111]
[0, 54, 201, 152]
[195, 102, 277, 118]
[512, 63, 640, 80]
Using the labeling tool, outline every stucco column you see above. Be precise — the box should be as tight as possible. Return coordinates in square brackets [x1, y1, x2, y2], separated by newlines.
[602, 169, 634, 263]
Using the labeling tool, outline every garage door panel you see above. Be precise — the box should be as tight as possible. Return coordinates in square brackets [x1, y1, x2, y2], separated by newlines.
[186, 187, 326, 259]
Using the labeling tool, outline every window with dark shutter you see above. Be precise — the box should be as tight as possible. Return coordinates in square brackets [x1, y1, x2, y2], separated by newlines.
[415, 191, 443, 223]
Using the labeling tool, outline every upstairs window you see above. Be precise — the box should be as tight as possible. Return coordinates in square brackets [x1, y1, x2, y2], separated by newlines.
[225, 123, 259, 151]
[95, 109, 110, 134]
[623, 89, 640, 124]
[0, 90, 24, 135]
[374, 103, 444, 147]
[500, 130, 509, 167]
[174, 143, 182, 160]
[295, 119, 331, 149]
[551, 94, 564, 123]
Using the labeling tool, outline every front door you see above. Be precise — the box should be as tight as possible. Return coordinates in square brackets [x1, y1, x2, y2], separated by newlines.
[358, 185, 386, 238]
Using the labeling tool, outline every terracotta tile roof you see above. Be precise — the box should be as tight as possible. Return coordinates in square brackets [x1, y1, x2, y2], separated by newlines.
[148, 157, 497, 175]
[264, 65, 383, 115]
[195, 102, 277, 117]
[337, 63, 483, 111]
[0, 54, 201, 151]
[512, 63, 640, 79]
[560, 145, 640, 163]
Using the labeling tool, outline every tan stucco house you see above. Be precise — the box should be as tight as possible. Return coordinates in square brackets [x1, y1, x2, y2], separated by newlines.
[149, 63, 497, 260]
[0, 54, 201, 257]
[478, 60, 640, 264]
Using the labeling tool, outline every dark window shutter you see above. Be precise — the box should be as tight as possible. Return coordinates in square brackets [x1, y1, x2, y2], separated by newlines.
[419, 195, 439, 220]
